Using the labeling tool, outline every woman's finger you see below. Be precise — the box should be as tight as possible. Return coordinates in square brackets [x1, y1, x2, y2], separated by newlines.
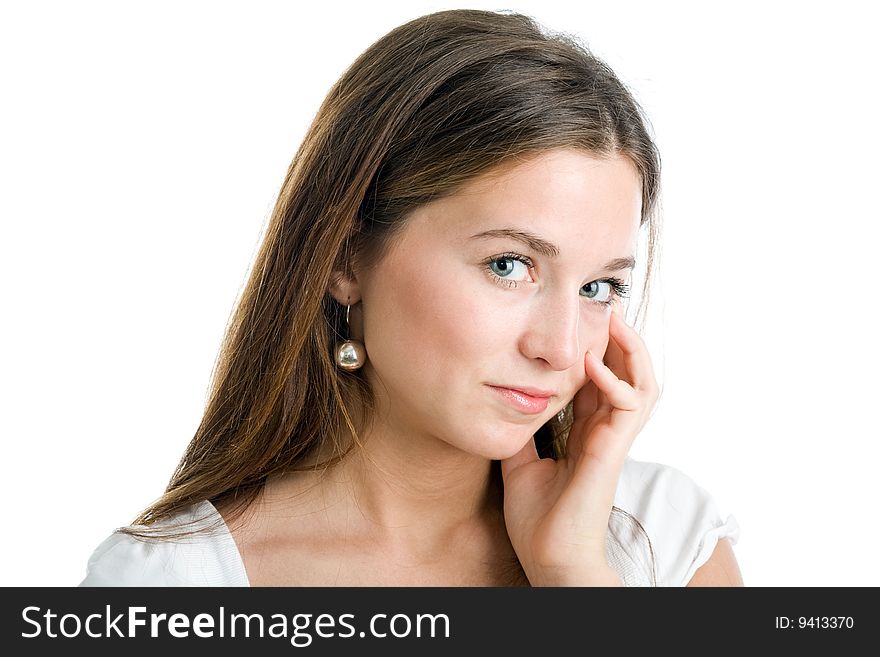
[571, 352, 601, 420]
[608, 308, 657, 394]
[584, 349, 640, 410]
[601, 320, 628, 384]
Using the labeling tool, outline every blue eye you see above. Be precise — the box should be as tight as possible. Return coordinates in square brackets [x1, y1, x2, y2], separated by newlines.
[488, 256, 530, 279]
[484, 253, 534, 288]
[581, 280, 612, 301]
[581, 278, 631, 308]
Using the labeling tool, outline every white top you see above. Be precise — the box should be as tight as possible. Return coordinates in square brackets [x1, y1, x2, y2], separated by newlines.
[79, 457, 739, 587]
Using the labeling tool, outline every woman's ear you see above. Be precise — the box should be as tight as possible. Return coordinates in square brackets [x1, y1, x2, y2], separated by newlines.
[328, 268, 362, 306]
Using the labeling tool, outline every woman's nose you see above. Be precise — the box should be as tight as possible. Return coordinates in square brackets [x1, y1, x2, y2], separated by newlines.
[518, 292, 581, 371]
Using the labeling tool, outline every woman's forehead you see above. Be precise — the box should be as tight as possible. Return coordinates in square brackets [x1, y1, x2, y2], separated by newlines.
[402, 150, 642, 252]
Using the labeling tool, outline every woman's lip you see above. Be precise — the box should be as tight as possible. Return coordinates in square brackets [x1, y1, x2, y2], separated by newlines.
[490, 384, 556, 398]
[487, 385, 552, 414]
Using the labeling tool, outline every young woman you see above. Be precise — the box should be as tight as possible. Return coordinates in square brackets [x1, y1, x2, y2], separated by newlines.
[80, 9, 742, 587]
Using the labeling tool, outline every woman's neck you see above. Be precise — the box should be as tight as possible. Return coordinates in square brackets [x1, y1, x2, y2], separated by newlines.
[276, 432, 504, 558]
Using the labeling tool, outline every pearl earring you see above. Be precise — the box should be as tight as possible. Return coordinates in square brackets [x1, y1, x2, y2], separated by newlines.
[334, 303, 366, 371]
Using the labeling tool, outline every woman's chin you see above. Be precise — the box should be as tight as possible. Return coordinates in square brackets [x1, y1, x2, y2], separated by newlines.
[458, 425, 540, 461]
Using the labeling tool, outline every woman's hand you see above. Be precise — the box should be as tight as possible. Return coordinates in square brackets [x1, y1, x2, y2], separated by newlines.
[499, 305, 660, 586]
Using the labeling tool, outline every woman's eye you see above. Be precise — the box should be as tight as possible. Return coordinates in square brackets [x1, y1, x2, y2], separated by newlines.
[580, 280, 613, 303]
[487, 256, 532, 282]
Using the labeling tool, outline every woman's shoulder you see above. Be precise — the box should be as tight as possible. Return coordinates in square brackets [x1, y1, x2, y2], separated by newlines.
[78, 501, 249, 587]
[610, 457, 740, 587]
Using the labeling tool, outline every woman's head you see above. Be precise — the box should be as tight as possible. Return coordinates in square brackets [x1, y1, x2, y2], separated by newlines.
[133, 8, 660, 530]
[331, 148, 642, 461]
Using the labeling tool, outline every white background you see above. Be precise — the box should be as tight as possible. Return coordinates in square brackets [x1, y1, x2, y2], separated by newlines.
[2, 0, 877, 587]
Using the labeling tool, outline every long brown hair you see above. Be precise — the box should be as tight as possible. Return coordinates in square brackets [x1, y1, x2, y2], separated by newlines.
[124, 8, 662, 586]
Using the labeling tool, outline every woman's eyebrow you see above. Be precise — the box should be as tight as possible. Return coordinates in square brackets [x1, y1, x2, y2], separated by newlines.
[470, 228, 559, 257]
[469, 228, 636, 271]
[600, 256, 637, 272]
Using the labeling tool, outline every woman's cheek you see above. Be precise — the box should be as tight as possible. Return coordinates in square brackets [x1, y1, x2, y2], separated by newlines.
[436, 285, 497, 358]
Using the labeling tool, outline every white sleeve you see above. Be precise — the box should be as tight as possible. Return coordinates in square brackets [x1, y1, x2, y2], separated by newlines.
[78, 532, 192, 587]
[78, 502, 249, 587]
[613, 458, 741, 587]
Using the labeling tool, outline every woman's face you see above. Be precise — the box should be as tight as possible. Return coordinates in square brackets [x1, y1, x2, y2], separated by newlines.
[351, 148, 642, 460]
